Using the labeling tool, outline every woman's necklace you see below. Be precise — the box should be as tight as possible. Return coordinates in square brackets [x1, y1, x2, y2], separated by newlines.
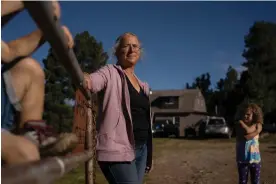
[124, 70, 135, 77]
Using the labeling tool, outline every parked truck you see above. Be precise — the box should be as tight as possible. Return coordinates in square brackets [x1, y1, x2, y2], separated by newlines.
[184, 116, 232, 139]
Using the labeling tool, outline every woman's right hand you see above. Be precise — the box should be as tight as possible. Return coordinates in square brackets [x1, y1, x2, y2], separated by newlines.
[83, 72, 91, 90]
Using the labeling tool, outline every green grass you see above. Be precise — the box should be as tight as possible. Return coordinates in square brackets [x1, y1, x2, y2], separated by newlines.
[260, 133, 276, 143]
[55, 135, 276, 184]
[55, 138, 216, 184]
[55, 138, 169, 184]
[55, 165, 107, 184]
[55, 165, 153, 184]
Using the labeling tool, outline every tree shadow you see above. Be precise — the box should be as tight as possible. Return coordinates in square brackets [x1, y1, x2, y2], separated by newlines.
[265, 146, 276, 154]
[175, 135, 230, 141]
[176, 136, 204, 141]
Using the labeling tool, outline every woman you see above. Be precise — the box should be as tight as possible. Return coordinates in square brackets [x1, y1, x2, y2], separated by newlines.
[235, 103, 263, 184]
[83, 32, 153, 184]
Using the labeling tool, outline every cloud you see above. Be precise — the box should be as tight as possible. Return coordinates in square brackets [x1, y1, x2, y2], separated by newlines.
[234, 65, 247, 73]
[212, 50, 247, 74]
[221, 63, 247, 73]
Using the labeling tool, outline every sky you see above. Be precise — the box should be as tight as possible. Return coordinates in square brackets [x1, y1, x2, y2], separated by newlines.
[2, 1, 276, 90]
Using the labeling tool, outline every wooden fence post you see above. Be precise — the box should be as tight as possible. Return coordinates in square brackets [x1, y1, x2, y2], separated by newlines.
[72, 89, 96, 184]
[2, 2, 99, 184]
[85, 95, 94, 184]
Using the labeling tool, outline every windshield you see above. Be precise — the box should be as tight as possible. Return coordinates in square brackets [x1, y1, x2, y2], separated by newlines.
[208, 119, 225, 126]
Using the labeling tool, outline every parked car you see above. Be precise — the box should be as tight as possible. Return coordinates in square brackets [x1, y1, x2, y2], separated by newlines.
[203, 117, 232, 138]
[185, 116, 232, 139]
[152, 119, 168, 137]
[163, 120, 180, 138]
[263, 123, 276, 133]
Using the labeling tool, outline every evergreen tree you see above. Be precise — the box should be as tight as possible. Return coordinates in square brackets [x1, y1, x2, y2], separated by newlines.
[43, 31, 108, 132]
[241, 21, 276, 115]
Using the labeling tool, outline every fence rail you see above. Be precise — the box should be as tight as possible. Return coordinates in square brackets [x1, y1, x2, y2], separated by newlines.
[2, 151, 93, 184]
[2, 2, 96, 184]
[23, 1, 90, 99]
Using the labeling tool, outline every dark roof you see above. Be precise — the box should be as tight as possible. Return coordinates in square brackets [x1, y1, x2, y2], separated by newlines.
[150, 89, 200, 101]
[150, 89, 206, 113]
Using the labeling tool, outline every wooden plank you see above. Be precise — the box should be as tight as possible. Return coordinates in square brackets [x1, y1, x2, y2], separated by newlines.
[72, 89, 88, 153]
[24, 1, 90, 99]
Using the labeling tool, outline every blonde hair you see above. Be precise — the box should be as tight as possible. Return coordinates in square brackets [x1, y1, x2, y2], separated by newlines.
[111, 32, 144, 61]
[243, 103, 264, 124]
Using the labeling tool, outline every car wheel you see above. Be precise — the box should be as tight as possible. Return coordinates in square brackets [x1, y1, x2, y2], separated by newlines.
[175, 130, 180, 138]
[163, 132, 168, 138]
[227, 132, 232, 139]
[199, 132, 205, 139]
[184, 129, 189, 138]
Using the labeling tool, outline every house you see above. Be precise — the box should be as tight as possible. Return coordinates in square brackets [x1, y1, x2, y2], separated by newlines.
[150, 89, 208, 137]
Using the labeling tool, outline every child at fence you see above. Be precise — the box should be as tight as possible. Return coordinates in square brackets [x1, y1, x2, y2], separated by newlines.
[1, 0, 77, 165]
[235, 103, 263, 184]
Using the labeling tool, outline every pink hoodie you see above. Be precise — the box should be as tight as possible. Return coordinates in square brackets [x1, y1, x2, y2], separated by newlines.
[89, 64, 153, 165]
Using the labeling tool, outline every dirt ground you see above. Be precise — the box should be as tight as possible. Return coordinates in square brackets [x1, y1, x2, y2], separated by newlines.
[145, 138, 276, 184]
[57, 136, 276, 184]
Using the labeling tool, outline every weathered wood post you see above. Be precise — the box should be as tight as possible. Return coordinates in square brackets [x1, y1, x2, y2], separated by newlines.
[72, 89, 95, 184]
[20, 2, 97, 183]
[85, 93, 94, 184]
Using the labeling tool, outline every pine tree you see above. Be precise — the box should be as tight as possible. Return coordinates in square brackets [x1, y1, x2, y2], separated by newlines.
[43, 31, 108, 132]
[241, 21, 276, 115]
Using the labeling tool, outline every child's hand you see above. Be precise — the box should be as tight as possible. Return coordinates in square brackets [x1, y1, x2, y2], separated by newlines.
[238, 120, 245, 124]
[52, 0, 61, 20]
[61, 26, 74, 49]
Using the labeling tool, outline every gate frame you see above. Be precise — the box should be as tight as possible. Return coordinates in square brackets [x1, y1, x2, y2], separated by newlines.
[2, 2, 97, 184]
